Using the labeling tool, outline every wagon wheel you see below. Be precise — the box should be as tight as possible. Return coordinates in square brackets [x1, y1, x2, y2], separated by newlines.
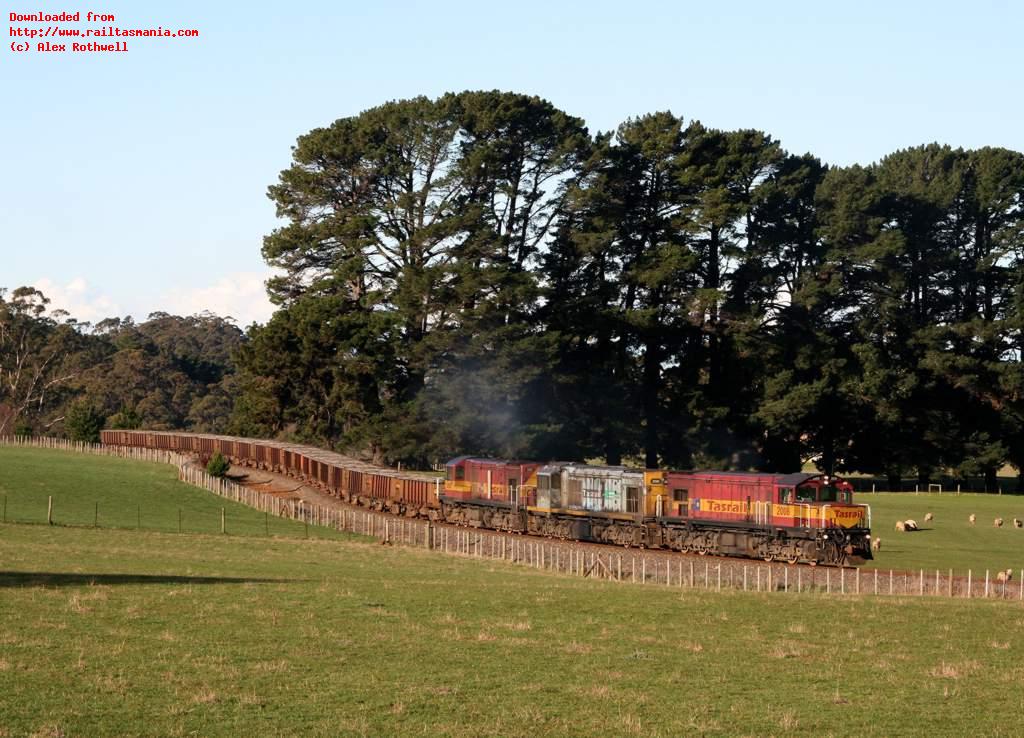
[763, 555, 775, 562]
[787, 555, 800, 565]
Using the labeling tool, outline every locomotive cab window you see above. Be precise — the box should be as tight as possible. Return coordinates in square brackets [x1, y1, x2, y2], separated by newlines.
[538, 474, 550, 492]
[452, 466, 465, 481]
[796, 487, 815, 503]
[780, 487, 793, 504]
[672, 488, 688, 503]
[820, 485, 838, 502]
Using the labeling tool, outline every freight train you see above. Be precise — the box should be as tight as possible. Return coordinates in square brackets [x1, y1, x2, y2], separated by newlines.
[100, 430, 873, 566]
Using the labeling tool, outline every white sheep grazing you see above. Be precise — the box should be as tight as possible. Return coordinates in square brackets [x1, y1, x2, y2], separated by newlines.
[997, 569, 1014, 584]
[871, 537, 881, 552]
[969, 514, 977, 525]
[995, 517, 1004, 528]
[1014, 519, 1022, 529]
[904, 519, 918, 531]
[895, 520, 906, 532]
[924, 512, 934, 523]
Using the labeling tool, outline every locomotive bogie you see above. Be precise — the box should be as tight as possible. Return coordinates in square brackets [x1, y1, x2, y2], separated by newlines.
[442, 500, 527, 532]
[589, 520, 645, 547]
[526, 514, 590, 540]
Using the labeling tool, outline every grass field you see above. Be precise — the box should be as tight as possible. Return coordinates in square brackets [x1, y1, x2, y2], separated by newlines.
[5, 525, 1024, 737]
[2, 449, 1024, 735]
[0, 447, 350, 540]
[860, 492, 1024, 573]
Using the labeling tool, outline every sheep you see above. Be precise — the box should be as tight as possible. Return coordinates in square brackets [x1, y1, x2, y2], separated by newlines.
[969, 514, 977, 525]
[904, 519, 919, 531]
[871, 537, 881, 552]
[1014, 518, 1022, 529]
[997, 569, 1014, 584]
[995, 517, 1004, 528]
[924, 512, 934, 523]
[895, 520, 906, 532]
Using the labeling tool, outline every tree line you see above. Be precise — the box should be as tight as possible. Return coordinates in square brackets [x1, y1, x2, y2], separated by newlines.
[233, 91, 1024, 490]
[5, 90, 1023, 489]
[0, 287, 242, 441]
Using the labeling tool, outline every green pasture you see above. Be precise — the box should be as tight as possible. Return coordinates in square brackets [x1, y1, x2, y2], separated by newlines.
[0, 446, 351, 540]
[860, 492, 1024, 573]
[1, 448, 1024, 734]
[2, 523, 1024, 737]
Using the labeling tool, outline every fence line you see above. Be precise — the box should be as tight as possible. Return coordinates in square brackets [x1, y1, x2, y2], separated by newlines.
[4, 435, 1023, 601]
[0, 435, 188, 467]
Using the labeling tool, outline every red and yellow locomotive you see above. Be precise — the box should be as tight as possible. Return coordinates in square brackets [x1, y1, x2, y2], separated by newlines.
[442, 458, 872, 565]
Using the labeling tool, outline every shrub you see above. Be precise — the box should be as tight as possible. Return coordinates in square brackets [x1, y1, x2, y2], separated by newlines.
[107, 406, 142, 430]
[65, 400, 105, 443]
[206, 451, 230, 478]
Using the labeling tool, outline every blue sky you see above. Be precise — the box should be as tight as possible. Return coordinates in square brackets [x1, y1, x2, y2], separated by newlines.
[2, 0, 1021, 327]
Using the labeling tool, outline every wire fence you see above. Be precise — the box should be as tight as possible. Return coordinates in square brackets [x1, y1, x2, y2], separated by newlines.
[842, 476, 1023, 495]
[3, 435, 1023, 600]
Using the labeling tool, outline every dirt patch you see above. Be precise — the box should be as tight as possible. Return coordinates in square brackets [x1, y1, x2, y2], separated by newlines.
[224, 464, 344, 508]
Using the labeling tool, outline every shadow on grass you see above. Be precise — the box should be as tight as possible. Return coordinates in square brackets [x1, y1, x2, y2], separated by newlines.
[0, 572, 301, 588]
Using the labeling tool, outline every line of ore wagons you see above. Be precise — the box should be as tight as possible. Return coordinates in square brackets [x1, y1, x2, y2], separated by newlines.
[101, 430, 439, 510]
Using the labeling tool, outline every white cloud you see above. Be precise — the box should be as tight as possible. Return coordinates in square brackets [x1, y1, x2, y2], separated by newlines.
[28, 272, 279, 328]
[161, 270, 277, 327]
[31, 277, 122, 325]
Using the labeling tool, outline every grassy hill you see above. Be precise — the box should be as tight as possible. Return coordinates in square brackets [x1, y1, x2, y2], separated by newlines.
[0, 446, 348, 539]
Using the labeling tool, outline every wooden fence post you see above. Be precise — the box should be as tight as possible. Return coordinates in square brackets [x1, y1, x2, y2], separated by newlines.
[47, 496, 53, 525]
